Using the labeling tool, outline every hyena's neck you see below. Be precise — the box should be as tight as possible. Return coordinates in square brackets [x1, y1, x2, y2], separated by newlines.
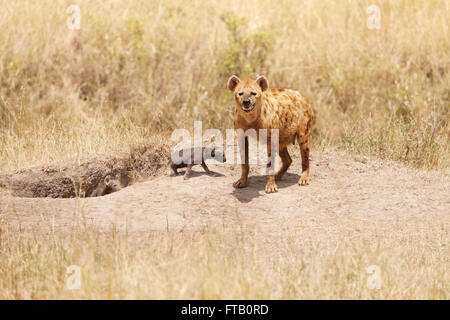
[247, 108, 262, 127]
[258, 97, 272, 128]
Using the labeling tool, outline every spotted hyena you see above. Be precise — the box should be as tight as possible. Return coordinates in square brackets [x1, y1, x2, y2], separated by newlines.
[227, 75, 313, 193]
[169, 145, 227, 180]
[89, 175, 121, 197]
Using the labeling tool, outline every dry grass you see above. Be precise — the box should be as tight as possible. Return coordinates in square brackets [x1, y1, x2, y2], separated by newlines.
[0, 0, 449, 172]
[0, 214, 448, 299]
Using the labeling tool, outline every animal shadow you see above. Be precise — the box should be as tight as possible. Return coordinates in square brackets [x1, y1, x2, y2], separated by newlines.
[177, 170, 225, 179]
[231, 172, 300, 203]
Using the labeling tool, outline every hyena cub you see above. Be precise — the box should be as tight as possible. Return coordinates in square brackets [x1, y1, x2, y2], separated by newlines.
[169, 144, 226, 180]
[89, 175, 121, 197]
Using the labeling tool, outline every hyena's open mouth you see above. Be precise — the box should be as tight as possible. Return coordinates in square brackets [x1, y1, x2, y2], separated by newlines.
[241, 104, 255, 112]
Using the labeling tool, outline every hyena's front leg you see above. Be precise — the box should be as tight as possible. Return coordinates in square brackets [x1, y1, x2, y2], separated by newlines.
[265, 143, 278, 193]
[233, 136, 249, 188]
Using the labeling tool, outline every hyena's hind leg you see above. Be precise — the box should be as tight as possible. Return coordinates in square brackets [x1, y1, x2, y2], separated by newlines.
[265, 142, 278, 193]
[275, 147, 292, 181]
[297, 129, 310, 186]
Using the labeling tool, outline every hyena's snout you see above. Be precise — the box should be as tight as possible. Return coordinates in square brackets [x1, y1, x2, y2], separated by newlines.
[241, 98, 255, 112]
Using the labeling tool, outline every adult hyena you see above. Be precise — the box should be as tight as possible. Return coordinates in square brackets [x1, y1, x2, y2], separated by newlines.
[227, 75, 313, 193]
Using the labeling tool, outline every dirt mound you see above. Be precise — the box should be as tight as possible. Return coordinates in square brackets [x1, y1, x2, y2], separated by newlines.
[1, 150, 448, 237]
[0, 143, 169, 198]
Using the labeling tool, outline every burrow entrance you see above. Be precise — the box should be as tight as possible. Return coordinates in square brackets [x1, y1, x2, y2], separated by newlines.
[0, 144, 169, 198]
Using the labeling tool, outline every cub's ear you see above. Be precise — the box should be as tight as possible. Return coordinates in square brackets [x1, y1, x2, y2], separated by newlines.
[227, 75, 241, 92]
[256, 75, 269, 92]
[104, 175, 111, 184]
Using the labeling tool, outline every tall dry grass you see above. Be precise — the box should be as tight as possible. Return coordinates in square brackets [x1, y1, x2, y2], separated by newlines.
[0, 214, 448, 299]
[0, 0, 449, 172]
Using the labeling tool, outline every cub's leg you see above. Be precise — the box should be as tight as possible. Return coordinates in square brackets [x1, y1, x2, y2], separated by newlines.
[265, 143, 278, 193]
[169, 163, 179, 176]
[233, 136, 249, 188]
[183, 164, 194, 180]
[275, 147, 292, 181]
[201, 161, 211, 174]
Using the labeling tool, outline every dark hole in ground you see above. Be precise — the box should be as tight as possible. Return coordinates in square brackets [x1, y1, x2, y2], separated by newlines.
[0, 143, 169, 198]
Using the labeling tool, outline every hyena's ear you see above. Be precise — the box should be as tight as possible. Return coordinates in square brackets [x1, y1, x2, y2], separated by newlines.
[104, 175, 111, 184]
[256, 75, 269, 91]
[227, 75, 241, 92]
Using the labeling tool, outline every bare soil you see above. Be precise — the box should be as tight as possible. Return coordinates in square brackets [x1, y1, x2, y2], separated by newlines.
[1, 150, 448, 244]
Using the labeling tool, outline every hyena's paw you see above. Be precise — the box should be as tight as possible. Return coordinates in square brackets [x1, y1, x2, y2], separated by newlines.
[298, 173, 309, 186]
[265, 181, 278, 193]
[233, 178, 248, 188]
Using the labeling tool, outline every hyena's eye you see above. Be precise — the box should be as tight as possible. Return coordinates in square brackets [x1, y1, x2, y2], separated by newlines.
[251, 92, 257, 96]
[238, 92, 243, 96]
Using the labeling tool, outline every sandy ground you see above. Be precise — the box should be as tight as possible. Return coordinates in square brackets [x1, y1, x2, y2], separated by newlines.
[1, 151, 449, 247]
